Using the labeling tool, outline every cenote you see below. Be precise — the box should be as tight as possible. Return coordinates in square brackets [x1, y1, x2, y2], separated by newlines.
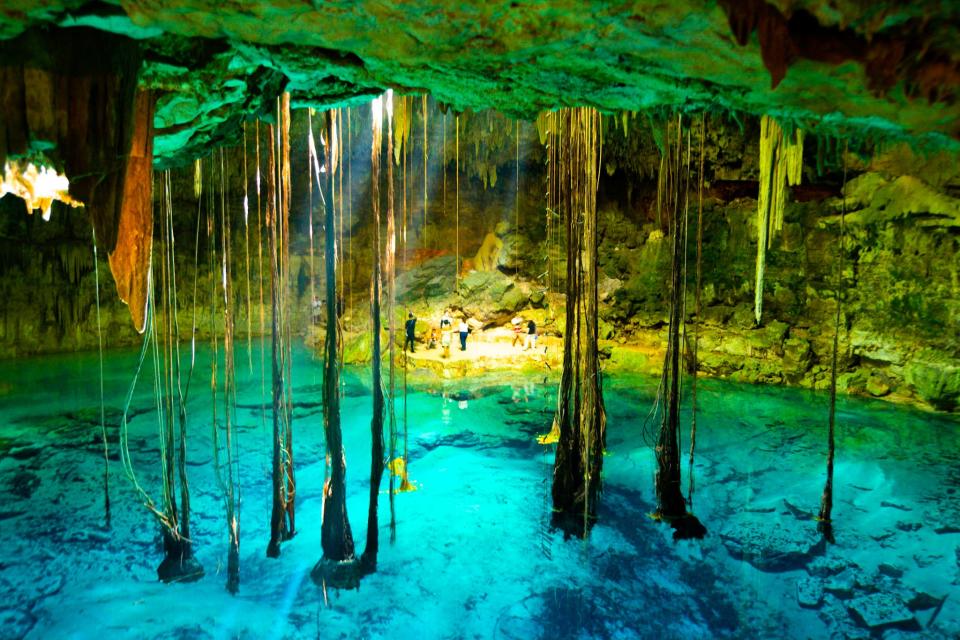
[0, 3, 958, 639]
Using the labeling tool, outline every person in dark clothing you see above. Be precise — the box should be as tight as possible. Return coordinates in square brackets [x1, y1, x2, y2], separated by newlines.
[524, 319, 537, 350]
[458, 319, 469, 351]
[404, 312, 417, 352]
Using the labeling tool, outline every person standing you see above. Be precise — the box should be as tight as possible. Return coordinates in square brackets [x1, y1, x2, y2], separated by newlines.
[404, 312, 417, 352]
[511, 316, 524, 347]
[458, 318, 469, 351]
[440, 310, 453, 358]
[524, 318, 537, 351]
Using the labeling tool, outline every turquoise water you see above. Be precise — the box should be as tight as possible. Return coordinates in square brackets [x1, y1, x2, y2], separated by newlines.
[0, 340, 957, 639]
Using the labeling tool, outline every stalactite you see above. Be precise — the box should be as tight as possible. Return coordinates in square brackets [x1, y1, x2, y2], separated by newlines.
[818, 143, 846, 544]
[755, 115, 804, 324]
[108, 90, 155, 334]
[361, 95, 386, 574]
[193, 159, 202, 200]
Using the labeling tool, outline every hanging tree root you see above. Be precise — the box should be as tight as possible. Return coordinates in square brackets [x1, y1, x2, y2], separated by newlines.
[157, 529, 204, 583]
[310, 556, 364, 591]
[651, 510, 707, 542]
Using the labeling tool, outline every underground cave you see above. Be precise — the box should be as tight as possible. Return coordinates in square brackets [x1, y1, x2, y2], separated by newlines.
[0, 2, 958, 638]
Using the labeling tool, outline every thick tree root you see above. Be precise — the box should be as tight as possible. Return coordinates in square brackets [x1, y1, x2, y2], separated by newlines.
[310, 557, 362, 591]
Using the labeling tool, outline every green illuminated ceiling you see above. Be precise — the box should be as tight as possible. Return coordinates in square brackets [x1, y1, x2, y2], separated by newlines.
[1, 0, 957, 167]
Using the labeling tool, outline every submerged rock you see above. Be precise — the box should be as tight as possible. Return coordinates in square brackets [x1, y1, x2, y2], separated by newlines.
[847, 593, 918, 631]
[807, 556, 852, 577]
[823, 569, 858, 599]
[719, 518, 825, 572]
[0, 608, 34, 638]
[797, 577, 823, 608]
[8, 471, 41, 499]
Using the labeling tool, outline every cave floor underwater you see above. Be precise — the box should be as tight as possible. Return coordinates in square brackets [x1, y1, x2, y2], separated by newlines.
[0, 339, 957, 639]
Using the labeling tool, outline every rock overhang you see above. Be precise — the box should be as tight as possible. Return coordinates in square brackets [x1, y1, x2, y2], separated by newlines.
[0, 0, 957, 168]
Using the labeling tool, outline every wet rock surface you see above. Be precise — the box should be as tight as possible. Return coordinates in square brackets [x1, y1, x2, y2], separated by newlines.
[719, 518, 825, 572]
[847, 593, 919, 632]
[797, 577, 824, 608]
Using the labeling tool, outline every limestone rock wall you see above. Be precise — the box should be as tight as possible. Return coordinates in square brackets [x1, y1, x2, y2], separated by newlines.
[598, 162, 960, 411]
[1, 111, 957, 412]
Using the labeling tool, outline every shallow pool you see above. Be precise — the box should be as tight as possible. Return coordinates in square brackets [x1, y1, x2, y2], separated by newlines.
[0, 340, 957, 639]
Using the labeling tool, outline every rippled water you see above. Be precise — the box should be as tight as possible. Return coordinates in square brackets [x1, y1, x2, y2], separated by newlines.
[0, 340, 957, 639]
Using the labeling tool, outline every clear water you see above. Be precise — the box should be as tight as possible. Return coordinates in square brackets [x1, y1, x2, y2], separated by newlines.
[0, 340, 957, 639]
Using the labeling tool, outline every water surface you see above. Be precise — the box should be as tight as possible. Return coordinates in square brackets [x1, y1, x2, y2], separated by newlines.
[0, 340, 956, 638]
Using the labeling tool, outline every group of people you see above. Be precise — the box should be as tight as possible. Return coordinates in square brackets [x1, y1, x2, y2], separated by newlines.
[511, 316, 538, 350]
[406, 310, 470, 355]
[403, 310, 539, 356]
[316, 300, 539, 357]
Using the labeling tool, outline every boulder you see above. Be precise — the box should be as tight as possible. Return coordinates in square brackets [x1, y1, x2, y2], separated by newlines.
[797, 577, 823, 608]
[396, 255, 456, 302]
[460, 269, 526, 317]
[905, 357, 960, 410]
[497, 230, 537, 274]
[782, 337, 813, 378]
[598, 275, 621, 301]
[823, 569, 858, 599]
[847, 593, 918, 632]
[528, 288, 546, 308]
[807, 556, 852, 578]
[848, 330, 908, 367]
[719, 518, 825, 572]
[866, 373, 892, 397]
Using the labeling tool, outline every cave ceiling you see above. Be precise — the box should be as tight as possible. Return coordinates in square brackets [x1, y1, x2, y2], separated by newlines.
[1, 0, 958, 168]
